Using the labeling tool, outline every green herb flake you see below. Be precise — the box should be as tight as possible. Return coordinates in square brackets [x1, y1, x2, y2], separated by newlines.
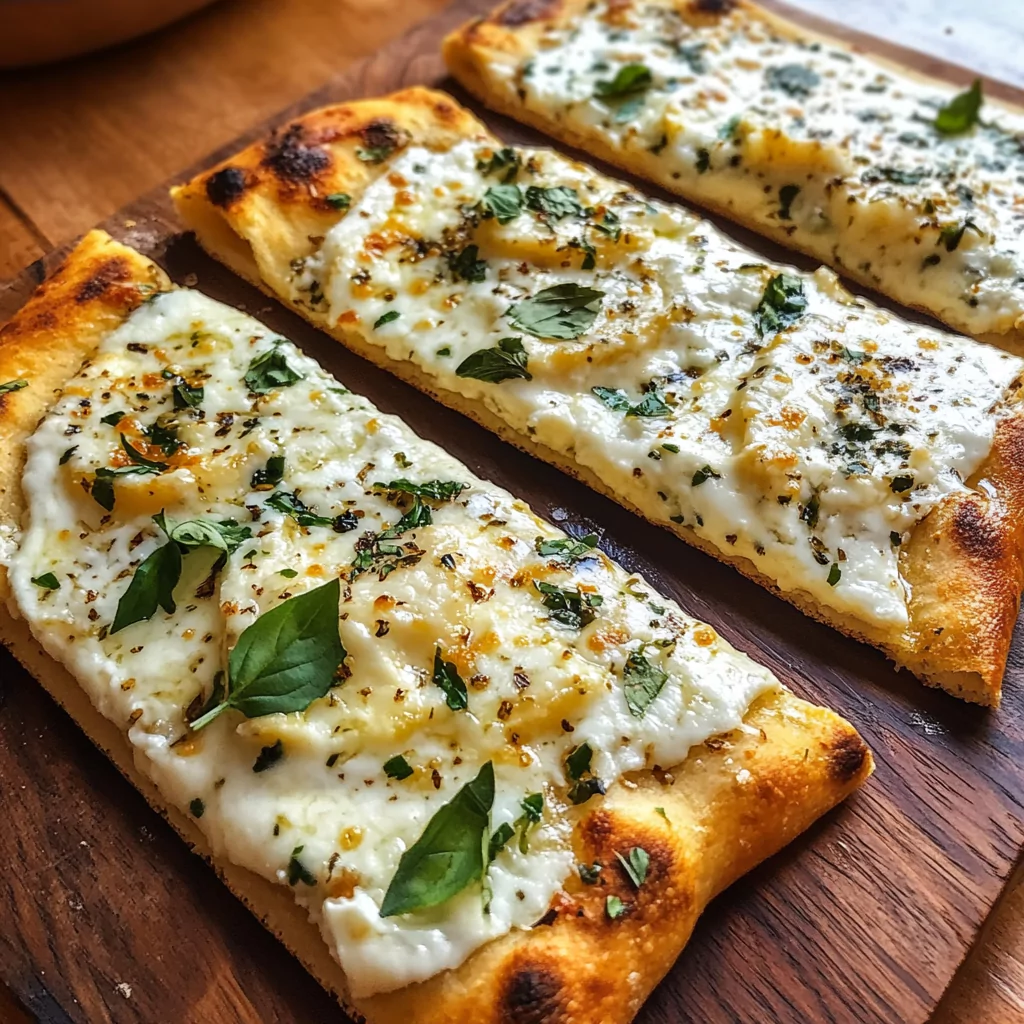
[691, 464, 721, 487]
[754, 273, 807, 338]
[890, 531, 902, 547]
[615, 846, 650, 888]
[432, 647, 468, 711]
[934, 79, 983, 135]
[110, 541, 182, 634]
[253, 739, 284, 773]
[278, 568, 298, 579]
[525, 185, 584, 220]
[578, 862, 602, 884]
[245, 347, 303, 394]
[31, 573, 60, 590]
[374, 310, 400, 330]
[448, 244, 487, 283]
[766, 64, 820, 97]
[890, 474, 914, 493]
[654, 806, 669, 821]
[59, 446, 78, 465]
[622, 652, 668, 718]
[173, 380, 204, 410]
[380, 761, 494, 917]
[778, 184, 800, 220]
[477, 146, 521, 182]
[507, 283, 604, 340]
[535, 533, 598, 563]
[695, 147, 710, 173]
[456, 337, 531, 384]
[827, 563, 842, 587]
[0, 379, 28, 396]
[189, 798, 205, 818]
[605, 895, 626, 920]
[535, 580, 602, 630]
[100, 410, 126, 426]
[384, 754, 414, 780]
[592, 385, 670, 418]
[326, 192, 351, 209]
[251, 454, 285, 489]
[287, 845, 317, 886]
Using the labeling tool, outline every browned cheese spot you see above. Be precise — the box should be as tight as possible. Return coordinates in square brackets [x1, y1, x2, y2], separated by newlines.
[262, 124, 332, 183]
[205, 166, 249, 208]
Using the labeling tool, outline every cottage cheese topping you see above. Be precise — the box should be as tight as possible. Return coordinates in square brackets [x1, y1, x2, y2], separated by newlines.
[4, 289, 776, 996]
[292, 139, 1020, 631]
[484, 0, 1024, 337]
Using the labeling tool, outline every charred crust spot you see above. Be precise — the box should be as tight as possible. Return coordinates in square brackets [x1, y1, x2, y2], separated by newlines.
[262, 124, 331, 183]
[580, 810, 673, 885]
[952, 497, 1003, 562]
[827, 730, 868, 784]
[76, 257, 131, 304]
[361, 118, 404, 153]
[205, 166, 248, 208]
[498, 0, 558, 26]
[502, 963, 565, 1024]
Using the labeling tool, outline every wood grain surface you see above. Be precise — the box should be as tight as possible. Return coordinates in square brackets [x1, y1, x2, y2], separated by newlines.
[2, 1, 1024, 1022]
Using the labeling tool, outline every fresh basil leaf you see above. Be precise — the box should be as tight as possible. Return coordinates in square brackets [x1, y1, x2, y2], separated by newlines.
[766, 64, 820, 97]
[525, 185, 584, 221]
[251, 454, 285, 489]
[156, 512, 251, 554]
[514, 792, 543, 854]
[381, 499, 431, 538]
[287, 845, 317, 886]
[605, 894, 626, 919]
[778, 184, 800, 220]
[172, 380, 204, 410]
[754, 273, 807, 338]
[110, 541, 182, 634]
[100, 410, 126, 426]
[592, 210, 621, 241]
[477, 147, 521, 182]
[535, 580, 601, 629]
[432, 647, 468, 711]
[384, 754, 414, 780]
[507, 283, 604, 340]
[592, 385, 669, 418]
[326, 192, 351, 209]
[623, 651, 668, 718]
[448, 244, 487, 283]
[488, 821, 516, 862]
[535, 533, 598, 563]
[595, 63, 652, 100]
[121, 434, 168, 470]
[92, 464, 158, 511]
[455, 337, 531, 383]
[569, 777, 606, 805]
[379, 760, 495, 917]
[373, 479, 467, 502]
[374, 310, 400, 329]
[482, 184, 523, 224]
[191, 578, 345, 728]
[0, 379, 28, 396]
[245, 347, 303, 394]
[59, 446, 78, 465]
[934, 79, 982, 135]
[565, 741, 606, 803]
[565, 741, 593, 781]
[31, 573, 60, 590]
[265, 490, 335, 529]
[615, 846, 650, 888]
[253, 739, 284, 772]
[145, 420, 183, 456]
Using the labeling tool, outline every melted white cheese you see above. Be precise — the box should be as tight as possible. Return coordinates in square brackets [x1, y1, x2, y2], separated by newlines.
[487, 0, 1024, 337]
[4, 289, 776, 996]
[293, 140, 1021, 631]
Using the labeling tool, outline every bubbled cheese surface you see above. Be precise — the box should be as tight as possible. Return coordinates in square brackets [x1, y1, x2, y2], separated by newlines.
[4, 289, 777, 996]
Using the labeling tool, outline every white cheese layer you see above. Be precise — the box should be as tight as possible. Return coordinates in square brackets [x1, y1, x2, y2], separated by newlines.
[4, 289, 777, 997]
[295, 139, 1021, 631]
[485, 0, 1024, 337]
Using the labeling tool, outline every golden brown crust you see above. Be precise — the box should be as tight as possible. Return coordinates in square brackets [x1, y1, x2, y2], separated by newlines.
[172, 89, 1024, 704]
[442, 0, 1024, 351]
[0, 232, 871, 1024]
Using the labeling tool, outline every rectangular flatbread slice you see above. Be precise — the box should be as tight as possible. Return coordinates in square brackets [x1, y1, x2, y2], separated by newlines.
[442, 0, 1024, 346]
[172, 88, 1024, 706]
[0, 231, 870, 1024]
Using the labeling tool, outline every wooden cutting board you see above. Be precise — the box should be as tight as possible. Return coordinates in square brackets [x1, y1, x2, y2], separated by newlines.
[2, 2, 1024, 1022]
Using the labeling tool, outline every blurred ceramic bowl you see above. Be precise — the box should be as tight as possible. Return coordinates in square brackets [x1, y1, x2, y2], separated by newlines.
[0, 0, 217, 68]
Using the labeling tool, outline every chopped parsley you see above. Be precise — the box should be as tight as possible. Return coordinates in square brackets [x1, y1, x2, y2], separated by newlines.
[934, 79, 982, 135]
[374, 310, 400, 330]
[384, 754, 414, 780]
[535, 580, 602, 629]
[754, 273, 807, 337]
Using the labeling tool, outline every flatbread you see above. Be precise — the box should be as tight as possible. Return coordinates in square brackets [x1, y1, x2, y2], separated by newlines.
[442, 0, 1024, 348]
[171, 87, 1024, 705]
[0, 230, 871, 1024]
